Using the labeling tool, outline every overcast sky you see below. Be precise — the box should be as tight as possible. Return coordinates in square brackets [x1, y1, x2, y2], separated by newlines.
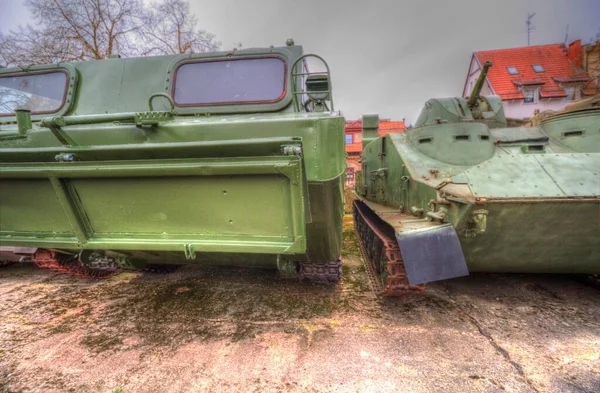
[1, 0, 599, 122]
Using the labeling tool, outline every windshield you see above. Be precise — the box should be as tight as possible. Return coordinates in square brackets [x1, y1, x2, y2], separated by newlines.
[173, 57, 286, 106]
[0, 71, 68, 116]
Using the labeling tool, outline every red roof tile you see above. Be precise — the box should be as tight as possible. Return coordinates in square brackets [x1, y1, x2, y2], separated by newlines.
[344, 120, 406, 155]
[345, 120, 362, 131]
[378, 121, 406, 131]
[473, 44, 597, 100]
[344, 120, 406, 136]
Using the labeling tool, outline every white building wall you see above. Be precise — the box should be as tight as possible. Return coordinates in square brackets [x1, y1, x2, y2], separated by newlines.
[502, 99, 569, 119]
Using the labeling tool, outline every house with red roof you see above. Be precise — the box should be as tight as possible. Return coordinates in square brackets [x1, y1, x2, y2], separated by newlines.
[344, 119, 405, 187]
[463, 40, 598, 119]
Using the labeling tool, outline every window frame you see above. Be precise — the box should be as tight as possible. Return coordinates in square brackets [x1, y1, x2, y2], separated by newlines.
[0, 69, 71, 117]
[0, 64, 77, 121]
[171, 54, 288, 108]
[562, 84, 582, 101]
[522, 88, 537, 104]
[563, 86, 575, 101]
[507, 66, 519, 75]
[532, 64, 544, 73]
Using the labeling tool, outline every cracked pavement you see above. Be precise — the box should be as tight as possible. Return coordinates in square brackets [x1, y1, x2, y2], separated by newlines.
[0, 225, 599, 392]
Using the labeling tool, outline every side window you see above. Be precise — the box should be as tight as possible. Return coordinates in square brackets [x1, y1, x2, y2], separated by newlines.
[0, 71, 68, 116]
[523, 89, 536, 104]
[173, 57, 286, 106]
[563, 85, 582, 101]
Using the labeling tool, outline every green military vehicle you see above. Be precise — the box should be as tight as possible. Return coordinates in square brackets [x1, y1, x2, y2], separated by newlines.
[0, 40, 346, 281]
[354, 62, 600, 296]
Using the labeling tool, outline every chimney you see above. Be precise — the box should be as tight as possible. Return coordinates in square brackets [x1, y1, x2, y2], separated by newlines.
[568, 40, 582, 69]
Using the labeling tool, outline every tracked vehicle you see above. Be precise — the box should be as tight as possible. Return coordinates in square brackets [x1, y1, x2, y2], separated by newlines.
[0, 40, 345, 280]
[354, 62, 600, 296]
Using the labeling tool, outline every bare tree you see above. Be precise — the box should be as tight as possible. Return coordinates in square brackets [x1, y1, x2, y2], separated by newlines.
[139, 0, 220, 56]
[0, 0, 221, 67]
[0, 24, 88, 66]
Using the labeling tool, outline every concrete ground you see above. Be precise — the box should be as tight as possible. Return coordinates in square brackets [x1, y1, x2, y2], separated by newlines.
[0, 222, 599, 393]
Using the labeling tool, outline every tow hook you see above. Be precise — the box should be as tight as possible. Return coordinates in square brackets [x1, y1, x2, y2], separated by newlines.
[471, 209, 488, 233]
[426, 207, 448, 222]
[464, 209, 489, 237]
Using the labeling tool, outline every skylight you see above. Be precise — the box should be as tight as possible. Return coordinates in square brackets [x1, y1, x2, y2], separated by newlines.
[532, 64, 544, 73]
[507, 66, 519, 75]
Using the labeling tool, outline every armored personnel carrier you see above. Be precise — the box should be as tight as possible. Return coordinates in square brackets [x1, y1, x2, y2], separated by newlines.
[354, 62, 600, 296]
[0, 40, 345, 281]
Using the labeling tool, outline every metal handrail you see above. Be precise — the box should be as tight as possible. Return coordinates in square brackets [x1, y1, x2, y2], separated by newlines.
[290, 54, 334, 112]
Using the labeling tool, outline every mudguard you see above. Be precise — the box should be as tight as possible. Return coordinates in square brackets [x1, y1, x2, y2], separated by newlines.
[395, 224, 469, 285]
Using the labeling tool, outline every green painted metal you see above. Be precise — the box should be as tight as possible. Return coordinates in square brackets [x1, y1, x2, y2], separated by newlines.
[361, 114, 379, 149]
[357, 93, 600, 277]
[0, 43, 345, 271]
[466, 61, 492, 108]
[15, 109, 32, 135]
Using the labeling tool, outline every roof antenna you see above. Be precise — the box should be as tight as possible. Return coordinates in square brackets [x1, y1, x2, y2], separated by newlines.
[526, 12, 536, 46]
[564, 23, 569, 47]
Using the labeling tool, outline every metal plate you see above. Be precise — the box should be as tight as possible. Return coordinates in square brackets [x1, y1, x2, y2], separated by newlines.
[534, 153, 600, 197]
[458, 153, 600, 198]
[396, 224, 469, 285]
[458, 154, 564, 198]
[490, 126, 548, 143]
[0, 156, 307, 255]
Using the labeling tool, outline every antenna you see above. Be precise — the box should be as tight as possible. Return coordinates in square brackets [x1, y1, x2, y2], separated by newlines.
[564, 23, 569, 46]
[526, 13, 536, 46]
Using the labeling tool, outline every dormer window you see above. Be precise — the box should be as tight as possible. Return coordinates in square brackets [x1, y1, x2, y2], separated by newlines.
[507, 66, 519, 75]
[532, 64, 544, 73]
[563, 85, 582, 101]
[523, 88, 537, 103]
